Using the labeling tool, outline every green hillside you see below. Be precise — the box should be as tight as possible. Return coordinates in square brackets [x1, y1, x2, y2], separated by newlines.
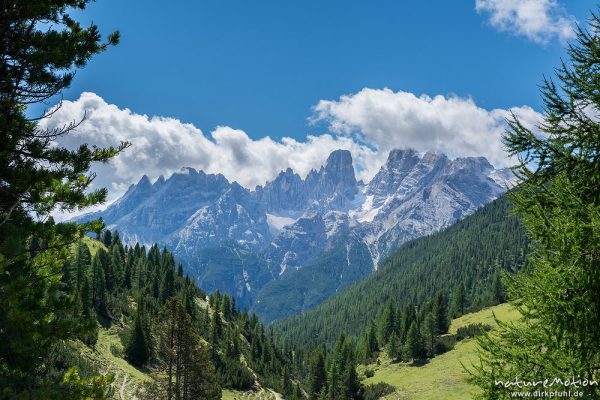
[71, 324, 283, 400]
[253, 232, 373, 323]
[68, 326, 151, 399]
[273, 195, 529, 349]
[50, 235, 295, 400]
[359, 303, 521, 400]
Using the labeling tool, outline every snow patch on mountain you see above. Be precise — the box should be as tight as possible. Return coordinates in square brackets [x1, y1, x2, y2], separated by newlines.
[349, 194, 381, 223]
[266, 213, 298, 234]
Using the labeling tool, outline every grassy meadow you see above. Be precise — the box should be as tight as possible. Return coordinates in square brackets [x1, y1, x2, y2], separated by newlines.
[359, 303, 521, 400]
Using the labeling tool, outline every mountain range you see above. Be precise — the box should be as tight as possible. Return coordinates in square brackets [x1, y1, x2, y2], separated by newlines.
[82, 148, 515, 322]
[272, 194, 529, 348]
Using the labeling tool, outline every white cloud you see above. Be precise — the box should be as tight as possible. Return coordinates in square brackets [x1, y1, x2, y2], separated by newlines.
[475, 0, 576, 44]
[40, 92, 379, 206]
[40, 90, 542, 216]
[312, 87, 542, 168]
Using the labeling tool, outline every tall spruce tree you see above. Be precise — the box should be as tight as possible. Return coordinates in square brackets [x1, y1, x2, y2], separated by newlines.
[422, 312, 436, 357]
[387, 332, 401, 361]
[451, 282, 467, 318]
[341, 357, 362, 400]
[432, 292, 449, 335]
[154, 298, 220, 400]
[359, 320, 379, 362]
[0, 1, 126, 395]
[378, 301, 397, 346]
[403, 321, 424, 362]
[310, 350, 327, 399]
[125, 306, 150, 366]
[471, 11, 600, 399]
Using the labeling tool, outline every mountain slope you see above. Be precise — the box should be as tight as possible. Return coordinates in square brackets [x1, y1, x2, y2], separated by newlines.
[272, 194, 529, 348]
[57, 236, 295, 399]
[253, 230, 373, 322]
[81, 149, 514, 321]
[359, 303, 522, 400]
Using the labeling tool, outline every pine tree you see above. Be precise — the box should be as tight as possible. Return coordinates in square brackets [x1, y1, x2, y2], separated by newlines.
[490, 270, 505, 304]
[181, 340, 221, 400]
[341, 357, 362, 400]
[400, 303, 416, 343]
[387, 332, 401, 361]
[450, 282, 467, 317]
[109, 243, 124, 289]
[81, 275, 94, 320]
[61, 258, 77, 294]
[148, 245, 161, 267]
[472, 10, 600, 399]
[403, 322, 424, 362]
[0, 0, 124, 394]
[126, 308, 150, 366]
[432, 292, 449, 335]
[91, 255, 108, 316]
[123, 253, 133, 289]
[359, 320, 379, 362]
[212, 307, 223, 340]
[309, 350, 327, 398]
[154, 298, 221, 400]
[102, 230, 113, 248]
[74, 241, 92, 289]
[221, 295, 233, 321]
[281, 364, 292, 396]
[327, 334, 346, 400]
[378, 301, 397, 346]
[422, 312, 436, 357]
[160, 266, 175, 303]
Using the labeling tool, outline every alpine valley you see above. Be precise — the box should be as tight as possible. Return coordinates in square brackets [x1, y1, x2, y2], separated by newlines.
[81, 149, 515, 322]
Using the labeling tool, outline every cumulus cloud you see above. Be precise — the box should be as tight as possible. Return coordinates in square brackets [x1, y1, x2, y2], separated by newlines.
[40, 90, 542, 216]
[312, 88, 542, 168]
[475, 0, 576, 44]
[40, 92, 378, 206]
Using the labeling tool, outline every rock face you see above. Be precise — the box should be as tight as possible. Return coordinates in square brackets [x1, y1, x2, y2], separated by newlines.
[354, 150, 509, 266]
[257, 149, 358, 213]
[81, 149, 514, 322]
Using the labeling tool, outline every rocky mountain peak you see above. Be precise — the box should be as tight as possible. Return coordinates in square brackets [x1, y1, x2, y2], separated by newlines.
[323, 149, 357, 192]
[386, 148, 420, 167]
[367, 149, 420, 197]
[259, 149, 358, 212]
[450, 156, 494, 174]
[137, 174, 152, 187]
[325, 149, 353, 173]
[82, 148, 513, 321]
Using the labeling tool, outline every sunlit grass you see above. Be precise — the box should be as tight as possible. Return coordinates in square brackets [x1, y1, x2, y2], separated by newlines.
[360, 303, 521, 400]
[82, 235, 107, 256]
[222, 389, 277, 400]
[449, 303, 520, 334]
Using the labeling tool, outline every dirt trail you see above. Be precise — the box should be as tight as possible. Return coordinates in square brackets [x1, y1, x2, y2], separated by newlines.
[267, 388, 283, 400]
[119, 374, 128, 399]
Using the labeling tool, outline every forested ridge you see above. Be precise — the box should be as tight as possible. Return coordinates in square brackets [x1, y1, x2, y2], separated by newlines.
[55, 232, 301, 399]
[273, 194, 529, 351]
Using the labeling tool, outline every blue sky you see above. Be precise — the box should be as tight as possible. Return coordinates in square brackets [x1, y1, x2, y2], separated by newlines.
[63, 0, 595, 139]
[43, 0, 598, 207]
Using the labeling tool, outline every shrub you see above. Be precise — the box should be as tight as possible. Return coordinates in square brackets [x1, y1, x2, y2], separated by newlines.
[363, 382, 395, 400]
[110, 343, 124, 358]
[434, 335, 456, 355]
[455, 323, 492, 341]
